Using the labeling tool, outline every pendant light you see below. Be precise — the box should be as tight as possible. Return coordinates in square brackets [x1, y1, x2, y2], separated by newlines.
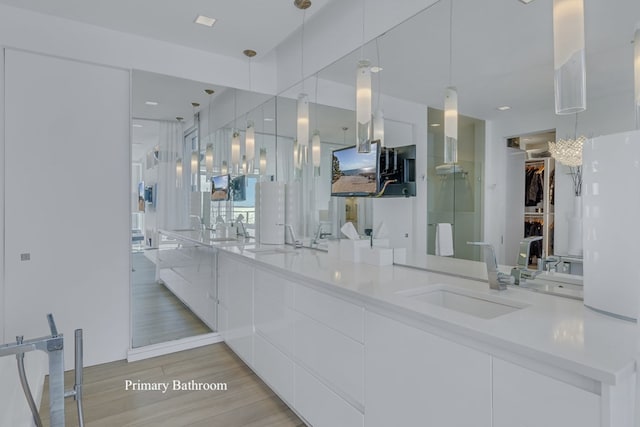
[204, 90, 215, 176]
[356, 60, 372, 153]
[373, 37, 384, 146]
[444, 87, 458, 164]
[634, 23, 640, 129]
[242, 155, 248, 175]
[312, 74, 321, 174]
[245, 120, 255, 169]
[244, 50, 257, 169]
[176, 158, 183, 188]
[295, 0, 311, 158]
[552, 0, 586, 115]
[221, 160, 228, 175]
[231, 89, 240, 171]
[444, 0, 458, 164]
[259, 148, 267, 175]
[297, 93, 309, 147]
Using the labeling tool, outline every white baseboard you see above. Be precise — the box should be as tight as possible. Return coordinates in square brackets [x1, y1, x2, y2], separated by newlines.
[127, 333, 223, 362]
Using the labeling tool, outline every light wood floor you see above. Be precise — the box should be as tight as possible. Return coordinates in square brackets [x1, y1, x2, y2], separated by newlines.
[40, 343, 305, 427]
[132, 251, 211, 348]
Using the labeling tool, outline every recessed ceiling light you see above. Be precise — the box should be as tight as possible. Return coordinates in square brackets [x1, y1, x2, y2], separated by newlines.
[497, 105, 511, 111]
[371, 66, 383, 73]
[264, 118, 274, 122]
[133, 124, 143, 128]
[430, 123, 441, 127]
[194, 15, 216, 27]
[519, 0, 535, 4]
[145, 101, 159, 106]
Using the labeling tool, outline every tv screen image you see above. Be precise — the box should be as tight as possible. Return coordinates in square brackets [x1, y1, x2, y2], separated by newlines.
[331, 142, 379, 196]
[211, 174, 230, 201]
[231, 175, 246, 202]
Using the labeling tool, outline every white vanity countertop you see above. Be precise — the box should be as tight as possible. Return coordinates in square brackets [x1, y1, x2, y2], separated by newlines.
[164, 231, 636, 386]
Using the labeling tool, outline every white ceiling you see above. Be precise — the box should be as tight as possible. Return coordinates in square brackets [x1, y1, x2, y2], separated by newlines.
[0, 0, 334, 59]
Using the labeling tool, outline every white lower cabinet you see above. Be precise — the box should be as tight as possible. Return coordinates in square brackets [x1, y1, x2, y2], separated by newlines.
[493, 358, 600, 427]
[295, 364, 364, 427]
[364, 311, 492, 427]
[253, 332, 295, 405]
[218, 254, 254, 365]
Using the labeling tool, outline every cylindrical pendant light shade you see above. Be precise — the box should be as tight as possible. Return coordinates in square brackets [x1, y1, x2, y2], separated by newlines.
[312, 130, 321, 169]
[259, 148, 267, 175]
[356, 60, 372, 153]
[176, 158, 183, 188]
[553, 0, 586, 115]
[242, 155, 247, 175]
[293, 139, 300, 170]
[635, 24, 640, 128]
[221, 160, 228, 175]
[297, 94, 309, 147]
[191, 152, 198, 175]
[231, 131, 240, 167]
[444, 87, 458, 164]
[373, 108, 384, 147]
[246, 120, 255, 163]
[205, 143, 214, 175]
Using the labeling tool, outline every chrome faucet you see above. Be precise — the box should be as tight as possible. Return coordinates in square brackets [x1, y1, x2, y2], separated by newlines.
[312, 224, 332, 246]
[467, 242, 514, 290]
[278, 223, 303, 248]
[235, 214, 249, 238]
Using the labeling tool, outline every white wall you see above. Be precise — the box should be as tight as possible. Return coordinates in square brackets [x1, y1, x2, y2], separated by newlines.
[0, 3, 276, 95]
[486, 90, 637, 263]
[3, 50, 130, 369]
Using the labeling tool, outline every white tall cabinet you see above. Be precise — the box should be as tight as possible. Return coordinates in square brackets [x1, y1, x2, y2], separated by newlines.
[2, 49, 130, 368]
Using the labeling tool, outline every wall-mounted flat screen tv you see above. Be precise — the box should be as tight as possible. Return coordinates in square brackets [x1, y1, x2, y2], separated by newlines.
[331, 142, 379, 196]
[231, 175, 246, 202]
[211, 174, 230, 201]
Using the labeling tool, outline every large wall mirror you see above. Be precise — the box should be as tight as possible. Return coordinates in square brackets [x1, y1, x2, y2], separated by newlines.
[273, 0, 639, 275]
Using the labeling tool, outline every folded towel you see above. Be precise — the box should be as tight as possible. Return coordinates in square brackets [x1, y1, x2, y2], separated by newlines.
[340, 222, 360, 240]
[435, 223, 454, 257]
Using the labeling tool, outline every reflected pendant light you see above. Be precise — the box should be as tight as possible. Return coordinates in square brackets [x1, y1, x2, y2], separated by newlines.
[259, 148, 267, 175]
[635, 24, 640, 128]
[444, 87, 458, 164]
[231, 131, 241, 169]
[205, 144, 214, 176]
[297, 93, 309, 148]
[221, 160, 228, 175]
[373, 109, 384, 146]
[175, 158, 183, 188]
[242, 155, 248, 175]
[553, 0, 586, 115]
[245, 120, 255, 167]
[356, 60, 372, 153]
[312, 130, 321, 173]
[293, 139, 300, 170]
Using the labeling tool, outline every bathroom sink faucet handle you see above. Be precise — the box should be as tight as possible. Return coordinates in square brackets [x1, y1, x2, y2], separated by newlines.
[47, 313, 59, 338]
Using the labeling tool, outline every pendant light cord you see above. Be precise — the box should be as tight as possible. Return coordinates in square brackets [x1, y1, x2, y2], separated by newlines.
[449, 0, 453, 86]
[360, 0, 366, 59]
[300, 10, 306, 91]
[314, 74, 319, 130]
[375, 37, 382, 110]
[574, 112, 579, 140]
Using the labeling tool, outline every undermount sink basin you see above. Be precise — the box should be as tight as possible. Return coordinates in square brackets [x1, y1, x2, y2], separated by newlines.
[397, 285, 527, 319]
[245, 247, 294, 255]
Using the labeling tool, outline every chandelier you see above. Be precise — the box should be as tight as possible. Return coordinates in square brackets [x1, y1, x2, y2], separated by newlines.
[548, 135, 585, 167]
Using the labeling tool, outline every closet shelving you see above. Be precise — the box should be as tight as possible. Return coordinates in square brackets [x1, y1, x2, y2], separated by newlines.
[524, 158, 555, 266]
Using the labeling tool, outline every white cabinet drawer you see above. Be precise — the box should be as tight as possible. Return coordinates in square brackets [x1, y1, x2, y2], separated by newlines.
[294, 312, 364, 407]
[254, 269, 294, 356]
[493, 358, 600, 427]
[294, 285, 364, 343]
[295, 364, 364, 427]
[253, 333, 294, 405]
[365, 311, 491, 427]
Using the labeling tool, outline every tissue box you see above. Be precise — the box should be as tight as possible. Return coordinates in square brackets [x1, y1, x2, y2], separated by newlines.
[339, 239, 371, 262]
[359, 246, 394, 266]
